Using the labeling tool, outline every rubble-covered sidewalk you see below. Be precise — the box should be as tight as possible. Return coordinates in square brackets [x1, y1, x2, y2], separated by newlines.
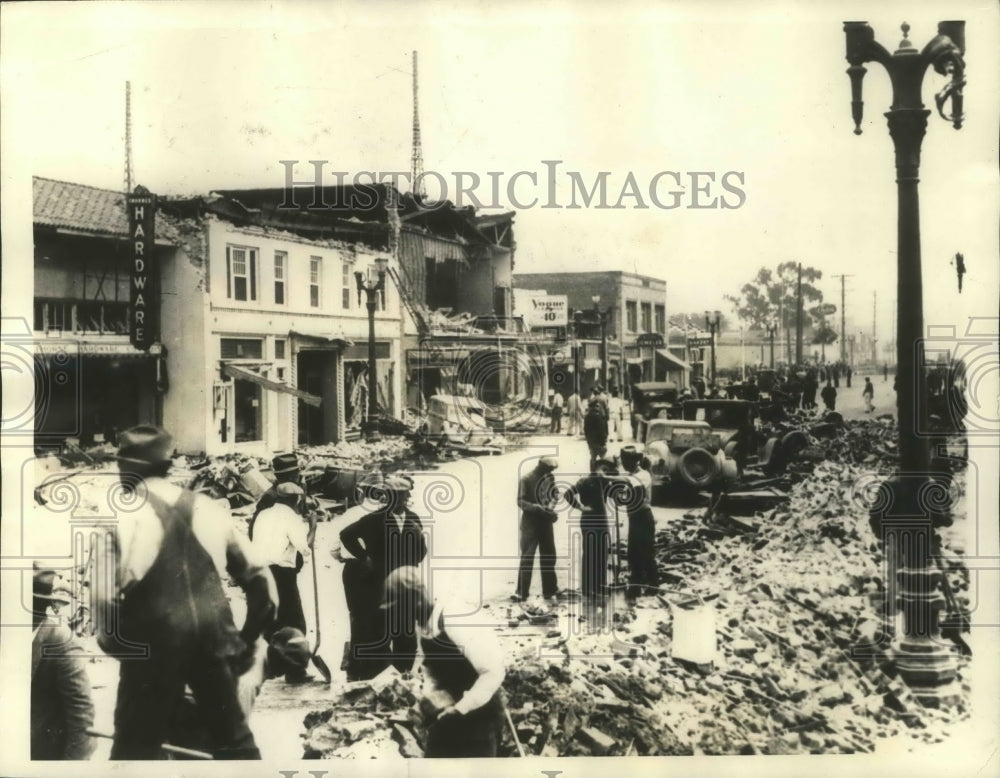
[299, 417, 972, 758]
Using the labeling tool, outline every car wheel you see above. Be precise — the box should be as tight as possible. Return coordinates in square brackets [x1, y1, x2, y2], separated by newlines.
[676, 447, 719, 489]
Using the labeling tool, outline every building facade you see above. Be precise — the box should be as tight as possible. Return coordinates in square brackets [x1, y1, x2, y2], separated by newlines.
[512, 270, 678, 394]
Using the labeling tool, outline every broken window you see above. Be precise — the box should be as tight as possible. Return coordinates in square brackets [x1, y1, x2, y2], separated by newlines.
[233, 376, 262, 443]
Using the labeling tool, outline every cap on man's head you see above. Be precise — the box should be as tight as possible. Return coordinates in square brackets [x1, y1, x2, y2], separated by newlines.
[381, 565, 429, 610]
[272, 452, 300, 476]
[538, 456, 559, 470]
[276, 482, 304, 498]
[383, 474, 413, 493]
[117, 425, 173, 468]
[620, 444, 641, 462]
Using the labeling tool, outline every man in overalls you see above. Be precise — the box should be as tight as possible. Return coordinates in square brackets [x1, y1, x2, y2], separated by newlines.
[94, 425, 276, 760]
[383, 566, 504, 758]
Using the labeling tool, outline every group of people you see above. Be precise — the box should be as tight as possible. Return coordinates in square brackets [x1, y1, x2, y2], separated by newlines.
[32, 424, 506, 761]
[549, 385, 628, 444]
[515, 444, 658, 607]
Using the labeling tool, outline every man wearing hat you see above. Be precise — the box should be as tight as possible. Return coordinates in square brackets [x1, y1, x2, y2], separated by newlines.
[383, 566, 504, 758]
[338, 474, 427, 679]
[514, 456, 560, 603]
[252, 481, 311, 681]
[94, 425, 276, 760]
[31, 565, 95, 760]
[249, 452, 318, 573]
[619, 445, 658, 600]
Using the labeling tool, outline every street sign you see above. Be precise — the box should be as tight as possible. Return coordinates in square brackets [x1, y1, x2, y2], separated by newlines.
[687, 336, 713, 347]
[636, 332, 665, 347]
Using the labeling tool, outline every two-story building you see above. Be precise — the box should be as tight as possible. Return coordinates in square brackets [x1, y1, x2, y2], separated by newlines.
[513, 270, 683, 394]
[32, 177, 403, 455]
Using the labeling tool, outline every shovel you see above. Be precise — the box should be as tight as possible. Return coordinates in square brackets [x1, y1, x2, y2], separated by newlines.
[308, 535, 333, 683]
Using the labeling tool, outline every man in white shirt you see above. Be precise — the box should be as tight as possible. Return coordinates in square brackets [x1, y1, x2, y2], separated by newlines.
[382, 566, 505, 758]
[252, 482, 310, 642]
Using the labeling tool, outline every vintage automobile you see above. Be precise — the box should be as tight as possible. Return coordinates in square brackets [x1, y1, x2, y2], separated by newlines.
[426, 394, 493, 445]
[637, 416, 740, 491]
[678, 399, 809, 476]
[631, 381, 680, 418]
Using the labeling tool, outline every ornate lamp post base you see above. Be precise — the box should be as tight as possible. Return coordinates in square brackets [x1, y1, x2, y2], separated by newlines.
[867, 473, 960, 708]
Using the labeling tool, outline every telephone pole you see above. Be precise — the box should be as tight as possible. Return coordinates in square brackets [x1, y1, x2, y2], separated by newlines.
[795, 262, 803, 365]
[411, 51, 425, 198]
[872, 291, 878, 366]
[832, 273, 853, 362]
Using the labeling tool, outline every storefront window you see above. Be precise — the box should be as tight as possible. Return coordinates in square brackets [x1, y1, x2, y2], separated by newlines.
[233, 378, 262, 442]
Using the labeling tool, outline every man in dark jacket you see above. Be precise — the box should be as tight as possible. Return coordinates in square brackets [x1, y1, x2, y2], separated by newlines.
[94, 425, 276, 760]
[583, 399, 609, 470]
[31, 566, 95, 760]
[338, 475, 427, 679]
[821, 380, 837, 411]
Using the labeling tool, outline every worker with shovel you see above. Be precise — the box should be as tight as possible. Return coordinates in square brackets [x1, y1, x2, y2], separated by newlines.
[383, 566, 505, 758]
[93, 425, 276, 760]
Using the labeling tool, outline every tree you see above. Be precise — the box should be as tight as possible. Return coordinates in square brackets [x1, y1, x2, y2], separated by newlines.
[812, 323, 839, 345]
[725, 262, 825, 331]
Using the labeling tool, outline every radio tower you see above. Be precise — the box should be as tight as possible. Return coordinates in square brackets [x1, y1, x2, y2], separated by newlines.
[410, 51, 425, 199]
[124, 81, 133, 194]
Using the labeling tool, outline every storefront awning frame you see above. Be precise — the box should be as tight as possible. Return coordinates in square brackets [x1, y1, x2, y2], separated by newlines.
[220, 361, 322, 407]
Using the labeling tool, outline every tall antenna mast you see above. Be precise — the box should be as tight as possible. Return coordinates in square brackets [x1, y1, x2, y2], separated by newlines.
[124, 81, 133, 193]
[411, 51, 425, 198]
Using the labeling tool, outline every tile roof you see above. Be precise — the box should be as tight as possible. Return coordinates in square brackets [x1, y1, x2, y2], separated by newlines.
[33, 176, 131, 235]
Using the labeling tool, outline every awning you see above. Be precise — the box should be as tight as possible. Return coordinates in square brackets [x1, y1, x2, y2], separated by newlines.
[407, 347, 471, 369]
[220, 362, 322, 407]
[656, 349, 692, 370]
[289, 330, 353, 347]
[34, 340, 153, 359]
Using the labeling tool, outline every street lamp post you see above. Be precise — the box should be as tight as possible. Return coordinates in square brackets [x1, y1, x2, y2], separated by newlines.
[592, 295, 610, 388]
[739, 326, 745, 382]
[766, 322, 777, 369]
[843, 19, 965, 706]
[355, 256, 390, 441]
[704, 311, 721, 387]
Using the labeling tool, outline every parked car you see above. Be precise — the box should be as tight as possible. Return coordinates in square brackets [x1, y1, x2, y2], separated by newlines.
[678, 399, 809, 476]
[637, 417, 740, 492]
[631, 381, 680, 419]
[426, 394, 493, 445]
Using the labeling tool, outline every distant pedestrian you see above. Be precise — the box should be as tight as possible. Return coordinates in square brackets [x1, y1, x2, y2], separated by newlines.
[863, 377, 875, 413]
[846, 366, 853, 388]
[884, 364, 889, 382]
[565, 391, 582, 436]
[383, 567, 504, 758]
[514, 457, 560, 603]
[549, 390, 564, 433]
[584, 399, 609, 468]
[821, 380, 837, 412]
[607, 388, 624, 441]
[31, 565, 95, 761]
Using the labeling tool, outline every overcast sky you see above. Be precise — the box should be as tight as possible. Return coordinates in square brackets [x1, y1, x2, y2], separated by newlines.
[2, 0, 997, 346]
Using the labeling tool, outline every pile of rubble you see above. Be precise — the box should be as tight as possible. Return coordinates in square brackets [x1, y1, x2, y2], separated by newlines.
[301, 668, 426, 759]
[496, 458, 970, 756]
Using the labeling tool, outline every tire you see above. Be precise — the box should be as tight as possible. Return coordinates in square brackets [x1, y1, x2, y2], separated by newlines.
[676, 447, 719, 489]
[780, 430, 809, 461]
